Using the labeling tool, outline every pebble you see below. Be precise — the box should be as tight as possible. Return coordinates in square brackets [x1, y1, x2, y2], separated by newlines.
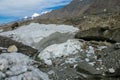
[85, 58, 90, 62]
[114, 43, 120, 49]
[74, 64, 78, 68]
[96, 68, 100, 70]
[108, 68, 115, 73]
[88, 62, 95, 66]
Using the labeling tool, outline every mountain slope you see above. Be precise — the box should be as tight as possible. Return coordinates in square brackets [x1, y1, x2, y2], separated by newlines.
[40, 0, 91, 19]
[40, 0, 120, 19]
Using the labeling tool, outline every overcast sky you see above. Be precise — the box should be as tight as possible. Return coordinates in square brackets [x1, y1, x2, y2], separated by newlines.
[0, 0, 72, 24]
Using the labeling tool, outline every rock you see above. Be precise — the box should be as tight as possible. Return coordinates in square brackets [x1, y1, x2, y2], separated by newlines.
[75, 27, 120, 43]
[0, 72, 6, 79]
[76, 62, 102, 75]
[7, 45, 18, 53]
[114, 43, 120, 49]
[108, 68, 115, 73]
[11, 22, 19, 30]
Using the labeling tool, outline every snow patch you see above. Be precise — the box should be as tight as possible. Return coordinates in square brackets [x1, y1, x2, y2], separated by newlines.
[24, 16, 28, 19]
[40, 11, 51, 15]
[32, 13, 40, 19]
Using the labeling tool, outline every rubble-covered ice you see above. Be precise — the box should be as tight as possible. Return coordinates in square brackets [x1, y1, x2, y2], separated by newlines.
[0, 53, 49, 80]
[38, 39, 83, 65]
[38, 40, 107, 65]
[0, 23, 79, 50]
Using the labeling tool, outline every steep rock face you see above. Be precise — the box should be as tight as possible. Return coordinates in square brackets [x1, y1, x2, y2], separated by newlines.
[39, 0, 120, 19]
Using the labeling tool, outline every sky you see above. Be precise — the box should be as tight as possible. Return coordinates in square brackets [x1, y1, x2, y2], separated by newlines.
[0, 0, 72, 24]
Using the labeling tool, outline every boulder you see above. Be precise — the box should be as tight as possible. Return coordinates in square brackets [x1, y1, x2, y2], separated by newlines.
[7, 45, 18, 53]
[75, 27, 120, 43]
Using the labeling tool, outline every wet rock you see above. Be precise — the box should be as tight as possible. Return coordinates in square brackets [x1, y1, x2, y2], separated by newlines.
[7, 45, 18, 53]
[75, 27, 120, 43]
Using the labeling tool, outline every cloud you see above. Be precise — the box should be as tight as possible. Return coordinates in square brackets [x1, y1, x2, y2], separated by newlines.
[0, 0, 72, 17]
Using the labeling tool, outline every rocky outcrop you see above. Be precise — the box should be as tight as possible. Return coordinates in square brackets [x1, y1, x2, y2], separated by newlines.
[75, 27, 120, 43]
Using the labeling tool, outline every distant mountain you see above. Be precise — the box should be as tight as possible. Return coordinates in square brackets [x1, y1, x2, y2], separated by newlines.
[39, 0, 120, 19]
[1, 0, 120, 31]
